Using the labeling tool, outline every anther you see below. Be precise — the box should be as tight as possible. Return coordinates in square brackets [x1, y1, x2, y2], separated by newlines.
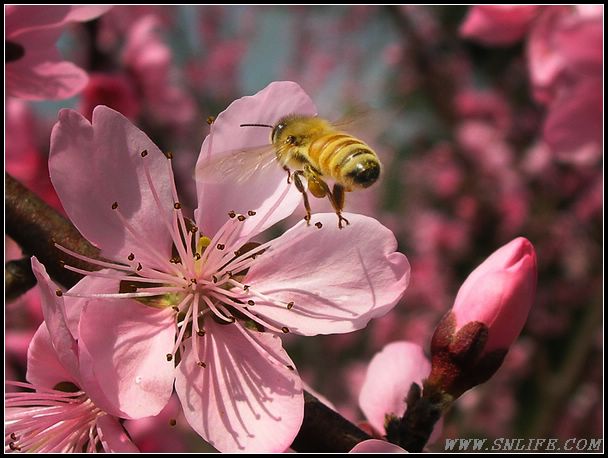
[287, 302, 294, 310]
[9, 442, 21, 451]
[216, 243, 225, 250]
[166, 354, 173, 361]
[197, 361, 207, 368]
[165, 151, 174, 159]
[55, 289, 63, 297]
[174, 202, 181, 210]
[315, 222, 323, 229]
[194, 253, 201, 260]
[141, 150, 148, 157]
[237, 215, 246, 222]
[169, 419, 177, 426]
[248, 210, 256, 216]
[111, 201, 118, 209]
[128, 253, 135, 261]
[282, 326, 290, 333]
[10, 433, 18, 441]
[247, 300, 255, 306]
[206, 116, 216, 125]
[228, 210, 236, 218]
[212, 275, 218, 283]
[197, 329, 205, 336]
[286, 365, 295, 371]
[243, 285, 250, 291]
[137, 263, 143, 271]
[190, 225, 198, 233]
[172, 306, 179, 312]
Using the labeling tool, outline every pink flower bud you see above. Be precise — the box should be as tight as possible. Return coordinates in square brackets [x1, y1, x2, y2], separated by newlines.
[452, 237, 537, 354]
[427, 237, 537, 399]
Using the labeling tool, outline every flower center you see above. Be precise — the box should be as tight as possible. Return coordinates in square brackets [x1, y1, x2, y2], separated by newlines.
[57, 150, 297, 369]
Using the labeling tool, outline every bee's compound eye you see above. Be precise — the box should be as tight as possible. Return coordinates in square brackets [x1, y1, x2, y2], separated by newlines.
[286, 135, 297, 145]
[272, 123, 286, 142]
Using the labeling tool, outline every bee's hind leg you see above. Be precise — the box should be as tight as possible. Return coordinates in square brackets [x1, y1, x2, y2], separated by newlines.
[331, 183, 350, 229]
[303, 165, 350, 229]
[292, 170, 312, 225]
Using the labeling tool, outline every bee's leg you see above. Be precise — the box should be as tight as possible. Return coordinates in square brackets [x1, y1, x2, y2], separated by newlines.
[303, 165, 350, 229]
[331, 183, 350, 227]
[283, 165, 292, 184]
[292, 170, 312, 225]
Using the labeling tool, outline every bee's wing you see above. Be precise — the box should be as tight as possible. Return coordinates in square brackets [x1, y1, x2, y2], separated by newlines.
[195, 144, 278, 183]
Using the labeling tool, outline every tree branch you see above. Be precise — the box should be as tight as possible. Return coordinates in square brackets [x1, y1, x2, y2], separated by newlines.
[5, 172, 371, 452]
[5, 257, 37, 301]
[6, 173, 101, 289]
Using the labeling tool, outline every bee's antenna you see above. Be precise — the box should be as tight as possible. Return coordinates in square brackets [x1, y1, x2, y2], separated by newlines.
[240, 123, 273, 128]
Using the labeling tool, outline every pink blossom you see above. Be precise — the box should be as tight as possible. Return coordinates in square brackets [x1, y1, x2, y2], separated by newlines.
[460, 6, 539, 46]
[350, 438, 407, 453]
[5, 259, 138, 452]
[452, 237, 537, 354]
[45, 83, 410, 451]
[5, 5, 111, 100]
[358, 342, 439, 440]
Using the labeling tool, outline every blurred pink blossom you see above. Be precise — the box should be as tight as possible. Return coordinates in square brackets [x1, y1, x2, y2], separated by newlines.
[5, 5, 111, 100]
[44, 82, 410, 451]
[460, 5, 603, 160]
[122, 15, 196, 129]
[5, 99, 62, 210]
[460, 6, 539, 45]
[79, 73, 141, 121]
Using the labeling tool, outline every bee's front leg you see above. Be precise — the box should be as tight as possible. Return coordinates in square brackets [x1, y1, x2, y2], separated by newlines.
[283, 165, 292, 184]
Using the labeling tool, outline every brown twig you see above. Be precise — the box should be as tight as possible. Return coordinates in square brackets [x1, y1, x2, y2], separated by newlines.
[5, 257, 37, 301]
[6, 173, 101, 289]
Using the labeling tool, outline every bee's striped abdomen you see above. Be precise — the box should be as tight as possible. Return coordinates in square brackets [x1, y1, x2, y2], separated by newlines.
[308, 132, 380, 189]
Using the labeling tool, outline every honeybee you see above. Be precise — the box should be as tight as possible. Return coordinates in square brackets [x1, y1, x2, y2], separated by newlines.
[197, 114, 381, 229]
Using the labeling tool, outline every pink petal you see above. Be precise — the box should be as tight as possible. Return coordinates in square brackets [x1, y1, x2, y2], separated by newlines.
[62, 273, 122, 339]
[453, 237, 537, 353]
[175, 319, 303, 452]
[7, 60, 88, 100]
[527, 7, 570, 95]
[5, 6, 70, 36]
[30, 257, 80, 381]
[243, 213, 410, 336]
[97, 414, 140, 453]
[6, 26, 89, 100]
[460, 6, 539, 45]
[49, 106, 174, 268]
[359, 342, 430, 435]
[78, 299, 176, 419]
[350, 439, 407, 453]
[543, 77, 602, 161]
[195, 81, 316, 239]
[63, 5, 113, 22]
[26, 323, 78, 389]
